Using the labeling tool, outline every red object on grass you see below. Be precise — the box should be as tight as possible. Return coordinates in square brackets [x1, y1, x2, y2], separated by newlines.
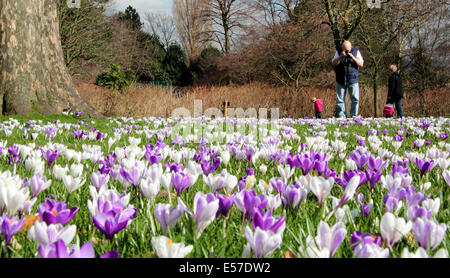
[314, 99, 323, 113]
[383, 104, 394, 116]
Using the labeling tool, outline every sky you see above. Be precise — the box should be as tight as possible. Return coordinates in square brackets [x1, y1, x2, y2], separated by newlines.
[108, 0, 173, 14]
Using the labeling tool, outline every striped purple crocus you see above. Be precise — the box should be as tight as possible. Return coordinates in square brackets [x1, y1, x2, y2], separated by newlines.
[413, 218, 447, 251]
[0, 214, 25, 248]
[252, 209, 285, 235]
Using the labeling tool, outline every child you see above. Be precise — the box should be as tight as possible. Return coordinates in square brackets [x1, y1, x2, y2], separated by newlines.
[312, 97, 323, 119]
[383, 103, 394, 118]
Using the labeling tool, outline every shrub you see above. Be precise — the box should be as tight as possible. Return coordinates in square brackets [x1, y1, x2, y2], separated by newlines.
[95, 64, 136, 90]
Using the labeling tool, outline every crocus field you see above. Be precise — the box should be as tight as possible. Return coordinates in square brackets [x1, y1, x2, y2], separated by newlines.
[0, 110, 449, 258]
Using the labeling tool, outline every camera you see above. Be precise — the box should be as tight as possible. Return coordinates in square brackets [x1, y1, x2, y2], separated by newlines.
[345, 50, 350, 56]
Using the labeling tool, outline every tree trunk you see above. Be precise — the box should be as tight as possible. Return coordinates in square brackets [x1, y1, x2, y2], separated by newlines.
[0, 0, 102, 118]
[373, 68, 379, 118]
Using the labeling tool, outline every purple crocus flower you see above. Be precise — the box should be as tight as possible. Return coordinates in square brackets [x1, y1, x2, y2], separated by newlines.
[215, 193, 235, 218]
[368, 156, 388, 172]
[0, 214, 25, 248]
[408, 206, 432, 222]
[201, 157, 221, 176]
[246, 168, 255, 176]
[298, 156, 314, 175]
[38, 240, 94, 258]
[91, 172, 109, 191]
[252, 209, 285, 234]
[413, 218, 447, 251]
[439, 132, 448, 140]
[45, 127, 56, 141]
[337, 170, 367, 189]
[349, 231, 382, 251]
[324, 168, 338, 179]
[393, 135, 403, 142]
[38, 199, 79, 225]
[8, 145, 19, 165]
[72, 129, 85, 139]
[93, 206, 137, 241]
[165, 162, 184, 173]
[270, 177, 286, 197]
[144, 149, 161, 165]
[154, 203, 185, 235]
[282, 184, 307, 209]
[314, 160, 328, 176]
[41, 148, 58, 168]
[243, 145, 257, 161]
[96, 132, 105, 141]
[361, 203, 371, 217]
[171, 134, 184, 146]
[404, 186, 429, 209]
[416, 158, 434, 178]
[235, 190, 268, 220]
[365, 169, 382, 192]
[120, 167, 144, 189]
[26, 173, 51, 198]
[392, 163, 409, 176]
[98, 153, 117, 175]
[171, 172, 190, 197]
[100, 250, 120, 258]
[348, 150, 370, 170]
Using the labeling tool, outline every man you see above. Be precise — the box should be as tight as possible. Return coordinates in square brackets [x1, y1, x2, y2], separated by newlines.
[332, 41, 364, 118]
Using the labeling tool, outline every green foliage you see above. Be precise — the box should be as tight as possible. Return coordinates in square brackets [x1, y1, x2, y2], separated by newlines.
[118, 5, 143, 31]
[163, 44, 188, 85]
[95, 64, 136, 90]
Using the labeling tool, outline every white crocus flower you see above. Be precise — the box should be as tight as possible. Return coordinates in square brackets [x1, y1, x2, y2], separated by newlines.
[53, 164, 68, 181]
[62, 175, 86, 194]
[151, 236, 193, 258]
[69, 163, 83, 178]
[24, 157, 45, 176]
[277, 164, 295, 184]
[28, 221, 76, 247]
[380, 212, 412, 247]
[160, 173, 172, 193]
[309, 176, 334, 206]
[0, 181, 29, 216]
[259, 164, 267, 175]
[257, 179, 273, 195]
[140, 177, 160, 202]
[421, 198, 441, 217]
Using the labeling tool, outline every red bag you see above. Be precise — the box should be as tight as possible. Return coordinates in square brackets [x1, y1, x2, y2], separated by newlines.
[383, 104, 394, 116]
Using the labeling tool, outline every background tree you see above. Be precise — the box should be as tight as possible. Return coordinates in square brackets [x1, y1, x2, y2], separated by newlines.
[173, 0, 213, 66]
[0, 0, 100, 116]
[118, 5, 143, 31]
[201, 0, 251, 54]
[57, 0, 113, 80]
[144, 12, 178, 50]
[321, 0, 366, 51]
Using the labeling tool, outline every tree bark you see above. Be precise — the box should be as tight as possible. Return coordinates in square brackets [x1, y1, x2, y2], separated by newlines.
[0, 0, 102, 118]
[373, 68, 378, 118]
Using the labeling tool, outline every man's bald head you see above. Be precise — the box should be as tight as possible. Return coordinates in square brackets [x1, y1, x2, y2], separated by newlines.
[342, 41, 352, 51]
